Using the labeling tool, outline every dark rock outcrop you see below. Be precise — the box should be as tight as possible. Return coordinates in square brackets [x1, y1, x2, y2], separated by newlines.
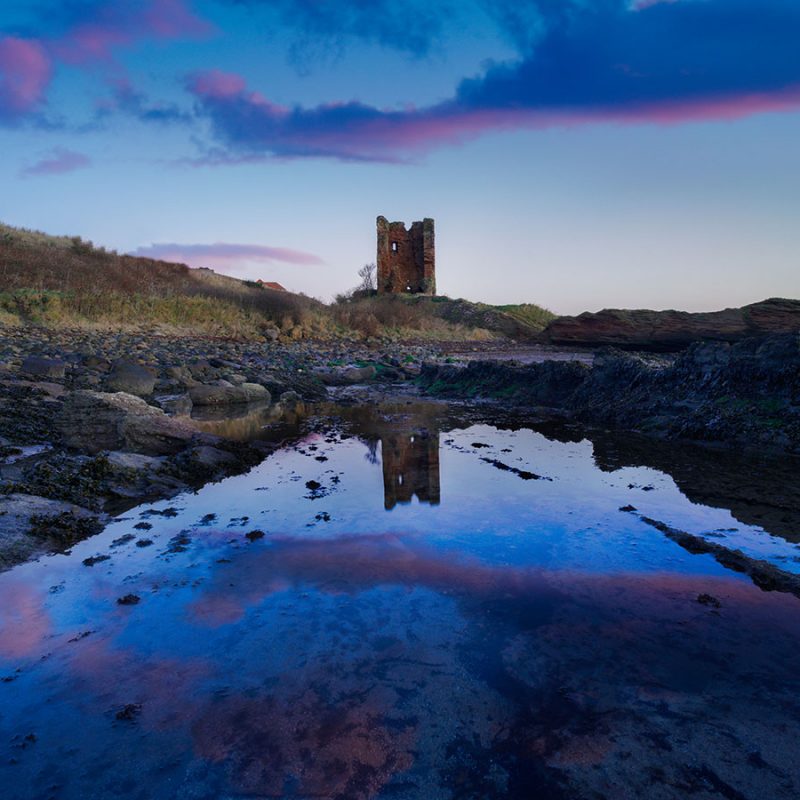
[543, 298, 800, 351]
[420, 334, 800, 453]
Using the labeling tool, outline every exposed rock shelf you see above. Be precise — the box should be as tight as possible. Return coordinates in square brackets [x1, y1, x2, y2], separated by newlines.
[542, 298, 800, 351]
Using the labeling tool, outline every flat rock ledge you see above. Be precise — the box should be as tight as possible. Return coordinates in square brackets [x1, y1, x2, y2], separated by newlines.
[188, 382, 270, 406]
[59, 390, 196, 456]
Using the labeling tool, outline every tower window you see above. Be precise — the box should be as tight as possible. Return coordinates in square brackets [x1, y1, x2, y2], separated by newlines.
[391, 242, 398, 252]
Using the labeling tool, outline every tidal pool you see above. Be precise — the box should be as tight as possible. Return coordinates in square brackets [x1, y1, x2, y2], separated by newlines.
[1, 401, 799, 799]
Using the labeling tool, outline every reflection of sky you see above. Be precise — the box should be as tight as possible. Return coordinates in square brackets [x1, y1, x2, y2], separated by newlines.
[1, 419, 799, 798]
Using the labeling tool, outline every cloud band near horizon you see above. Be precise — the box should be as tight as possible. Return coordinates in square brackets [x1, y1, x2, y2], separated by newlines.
[132, 242, 324, 273]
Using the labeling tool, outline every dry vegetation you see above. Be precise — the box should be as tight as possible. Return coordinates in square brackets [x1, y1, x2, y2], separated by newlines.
[0, 222, 555, 341]
[332, 293, 555, 341]
[0, 222, 329, 339]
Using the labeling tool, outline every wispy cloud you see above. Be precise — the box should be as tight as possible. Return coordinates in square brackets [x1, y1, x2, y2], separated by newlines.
[132, 242, 324, 274]
[187, 0, 800, 162]
[95, 77, 191, 124]
[50, 0, 213, 65]
[20, 147, 91, 177]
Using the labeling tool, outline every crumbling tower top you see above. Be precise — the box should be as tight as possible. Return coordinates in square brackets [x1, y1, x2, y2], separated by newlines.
[376, 216, 435, 295]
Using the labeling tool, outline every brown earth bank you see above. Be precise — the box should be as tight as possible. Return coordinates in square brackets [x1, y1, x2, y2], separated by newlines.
[541, 297, 800, 351]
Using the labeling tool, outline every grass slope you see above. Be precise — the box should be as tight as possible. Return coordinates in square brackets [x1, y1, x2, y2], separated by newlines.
[1, 222, 556, 341]
[0, 222, 329, 338]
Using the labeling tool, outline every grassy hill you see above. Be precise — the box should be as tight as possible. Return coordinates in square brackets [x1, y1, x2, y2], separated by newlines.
[0, 222, 329, 339]
[0, 222, 555, 341]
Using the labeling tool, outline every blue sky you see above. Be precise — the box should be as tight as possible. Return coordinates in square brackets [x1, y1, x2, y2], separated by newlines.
[1, 0, 799, 313]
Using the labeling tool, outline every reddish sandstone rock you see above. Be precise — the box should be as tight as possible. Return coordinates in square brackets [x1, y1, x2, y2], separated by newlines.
[542, 298, 800, 351]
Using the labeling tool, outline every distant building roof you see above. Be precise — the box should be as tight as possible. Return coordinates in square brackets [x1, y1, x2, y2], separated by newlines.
[256, 280, 287, 291]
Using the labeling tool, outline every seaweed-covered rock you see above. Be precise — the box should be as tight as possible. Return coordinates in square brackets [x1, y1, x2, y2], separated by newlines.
[421, 334, 800, 453]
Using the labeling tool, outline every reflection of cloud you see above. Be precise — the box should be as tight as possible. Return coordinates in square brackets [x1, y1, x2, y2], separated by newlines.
[66, 635, 212, 731]
[3, 535, 800, 799]
[0, 580, 52, 660]
[189, 533, 561, 627]
[193, 687, 414, 798]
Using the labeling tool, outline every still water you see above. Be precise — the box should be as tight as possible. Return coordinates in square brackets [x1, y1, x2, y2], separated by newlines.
[1, 401, 799, 799]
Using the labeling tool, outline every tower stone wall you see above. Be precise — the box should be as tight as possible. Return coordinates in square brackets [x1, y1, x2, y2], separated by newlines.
[376, 215, 435, 295]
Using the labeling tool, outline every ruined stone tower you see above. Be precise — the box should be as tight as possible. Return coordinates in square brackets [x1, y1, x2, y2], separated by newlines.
[376, 216, 435, 295]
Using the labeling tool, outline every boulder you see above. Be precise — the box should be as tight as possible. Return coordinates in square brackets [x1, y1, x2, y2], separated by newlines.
[21, 356, 66, 380]
[188, 382, 270, 406]
[59, 391, 195, 456]
[105, 451, 165, 471]
[82, 355, 111, 373]
[105, 361, 156, 397]
[164, 365, 196, 387]
[154, 393, 193, 416]
[316, 365, 377, 386]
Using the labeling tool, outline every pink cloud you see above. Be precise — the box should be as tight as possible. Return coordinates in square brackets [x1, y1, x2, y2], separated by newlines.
[143, 0, 214, 38]
[0, 36, 52, 121]
[20, 147, 92, 177]
[131, 242, 324, 272]
[188, 64, 800, 163]
[186, 2, 800, 162]
[187, 69, 248, 100]
[631, 0, 680, 9]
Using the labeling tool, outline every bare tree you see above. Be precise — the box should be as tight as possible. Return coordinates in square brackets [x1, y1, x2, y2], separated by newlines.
[357, 262, 376, 292]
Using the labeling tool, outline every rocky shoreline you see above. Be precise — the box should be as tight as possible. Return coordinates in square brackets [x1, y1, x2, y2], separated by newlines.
[0, 326, 444, 570]
[1, 325, 799, 574]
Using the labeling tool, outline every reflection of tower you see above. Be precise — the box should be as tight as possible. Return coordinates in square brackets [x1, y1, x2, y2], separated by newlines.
[381, 429, 441, 510]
